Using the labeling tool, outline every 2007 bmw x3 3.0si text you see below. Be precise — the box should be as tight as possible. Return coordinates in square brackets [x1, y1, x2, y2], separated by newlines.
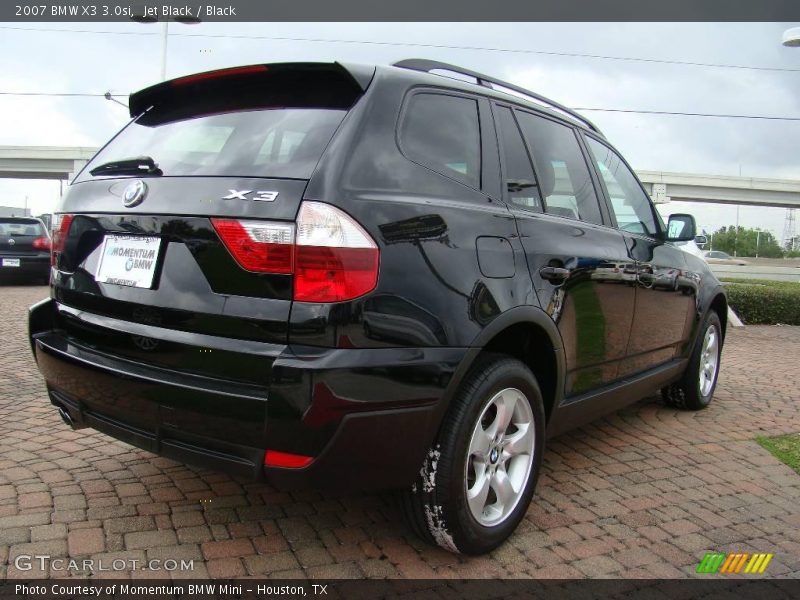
[28, 60, 727, 555]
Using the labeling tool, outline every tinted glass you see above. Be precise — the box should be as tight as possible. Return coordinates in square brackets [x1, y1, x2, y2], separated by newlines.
[0, 219, 45, 237]
[79, 108, 346, 181]
[585, 137, 658, 237]
[400, 93, 481, 188]
[515, 112, 603, 225]
[496, 106, 541, 211]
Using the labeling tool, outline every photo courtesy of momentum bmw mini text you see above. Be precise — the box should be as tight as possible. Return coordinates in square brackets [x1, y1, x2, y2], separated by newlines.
[15, 583, 323, 596]
[1, 1, 800, 599]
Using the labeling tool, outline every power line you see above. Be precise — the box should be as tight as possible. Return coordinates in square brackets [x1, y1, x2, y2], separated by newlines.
[1, 91, 798, 121]
[0, 92, 126, 98]
[573, 107, 800, 121]
[1, 25, 798, 74]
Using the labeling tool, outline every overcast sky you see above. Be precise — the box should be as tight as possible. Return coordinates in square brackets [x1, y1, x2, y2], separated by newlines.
[0, 22, 798, 240]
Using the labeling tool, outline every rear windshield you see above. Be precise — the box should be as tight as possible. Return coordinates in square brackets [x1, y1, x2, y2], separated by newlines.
[0, 219, 45, 237]
[77, 108, 346, 182]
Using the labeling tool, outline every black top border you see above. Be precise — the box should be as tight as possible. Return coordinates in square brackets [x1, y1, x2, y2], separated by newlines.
[4, 0, 800, 22]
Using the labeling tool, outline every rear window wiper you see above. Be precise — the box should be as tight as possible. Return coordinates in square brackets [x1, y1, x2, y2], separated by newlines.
[89, 156, 163, 177]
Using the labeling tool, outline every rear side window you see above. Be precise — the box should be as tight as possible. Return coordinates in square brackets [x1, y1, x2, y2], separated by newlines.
[585, 136, 658, 237]
[0, 219, 45, 237]
[515, 111, 604, 225]
[77, 109, 346, 182]
[495, 106, 541, 211]
[399, 93, 481, 189]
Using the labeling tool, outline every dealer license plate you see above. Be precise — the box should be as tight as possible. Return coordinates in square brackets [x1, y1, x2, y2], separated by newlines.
[95, 235, 162, 289]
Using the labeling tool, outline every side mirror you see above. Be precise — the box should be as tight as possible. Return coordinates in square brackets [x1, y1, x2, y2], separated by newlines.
[694, 234, 708, 247]
[666, 214, 697, 242]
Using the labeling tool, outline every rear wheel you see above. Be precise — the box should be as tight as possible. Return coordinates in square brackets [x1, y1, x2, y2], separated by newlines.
[400, 354, 545, 555]
[662, 310, 722, 410]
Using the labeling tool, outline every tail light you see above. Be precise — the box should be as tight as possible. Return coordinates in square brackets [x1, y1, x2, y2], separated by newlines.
[212, 201, 379, 303]
[51, 214, 73, 267]
[209, 219, 294, 274]
[32, 236, 51, 251]
[294, 201, 379, 302]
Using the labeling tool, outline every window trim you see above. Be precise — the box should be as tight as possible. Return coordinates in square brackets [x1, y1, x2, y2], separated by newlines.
[511, 106, 608, 226]
[581, 131, 665, 240]
[395, 87, 486, 193]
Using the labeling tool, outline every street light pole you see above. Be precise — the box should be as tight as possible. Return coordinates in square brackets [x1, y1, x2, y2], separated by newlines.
[783, 27, 800, 47]
[131, 14, 200, 82]
[160, 21, 169, 81]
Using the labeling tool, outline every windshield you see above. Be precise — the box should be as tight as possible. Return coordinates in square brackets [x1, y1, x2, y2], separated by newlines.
[0, 219, 46, 237]
[77, 108, 346, 182]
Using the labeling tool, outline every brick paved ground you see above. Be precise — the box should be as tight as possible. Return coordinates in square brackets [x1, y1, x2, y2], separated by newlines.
[1, 284, 798, 580]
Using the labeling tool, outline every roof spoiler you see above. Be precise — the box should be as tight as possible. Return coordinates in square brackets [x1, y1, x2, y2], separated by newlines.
[128, 62, 375, 119]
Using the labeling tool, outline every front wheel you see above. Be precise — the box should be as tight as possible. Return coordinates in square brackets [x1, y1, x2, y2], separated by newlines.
[400, 354, 545, 555]
[662, 310, 723, 410]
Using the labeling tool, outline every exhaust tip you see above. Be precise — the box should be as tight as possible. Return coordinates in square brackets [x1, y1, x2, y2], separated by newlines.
[57, 406, 75, 429]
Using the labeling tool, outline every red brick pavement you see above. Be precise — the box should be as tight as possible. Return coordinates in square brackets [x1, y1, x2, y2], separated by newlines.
[1, 284, 798, 579]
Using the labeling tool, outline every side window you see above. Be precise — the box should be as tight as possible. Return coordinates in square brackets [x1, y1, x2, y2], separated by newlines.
[495, 106, 541, 211]
[515, 111, 604, 225]
[400, 93, 481, 188]
[585, 137, 658, 237]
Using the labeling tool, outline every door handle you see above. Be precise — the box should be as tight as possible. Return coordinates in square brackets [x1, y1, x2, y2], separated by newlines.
[539, 266, 570, 282]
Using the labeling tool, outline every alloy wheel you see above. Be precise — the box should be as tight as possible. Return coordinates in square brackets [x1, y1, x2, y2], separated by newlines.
[465, 387, 535, 527]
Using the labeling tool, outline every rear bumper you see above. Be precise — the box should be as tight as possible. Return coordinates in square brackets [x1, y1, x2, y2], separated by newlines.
[29, 298, 465, 490]
[0, 255, 49, 278]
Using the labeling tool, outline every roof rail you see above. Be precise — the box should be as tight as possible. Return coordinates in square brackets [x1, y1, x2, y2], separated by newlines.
[393, 58, 602, 135]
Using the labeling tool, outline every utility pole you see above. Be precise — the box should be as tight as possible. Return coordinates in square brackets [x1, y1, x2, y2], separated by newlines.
[783, 209, 796, 252]
[755, 229, 761, 258]
[734, 206, 740, 257]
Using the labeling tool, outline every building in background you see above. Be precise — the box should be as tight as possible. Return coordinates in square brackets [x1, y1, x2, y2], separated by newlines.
[0, 206, 31, 217]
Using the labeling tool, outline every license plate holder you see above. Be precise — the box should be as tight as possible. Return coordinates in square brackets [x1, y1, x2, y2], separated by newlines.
[95, 235, 162, 289]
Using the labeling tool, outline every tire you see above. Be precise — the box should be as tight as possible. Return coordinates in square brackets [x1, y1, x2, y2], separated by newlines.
[662, 310, 722, 410]
[400, 353, 545, 555]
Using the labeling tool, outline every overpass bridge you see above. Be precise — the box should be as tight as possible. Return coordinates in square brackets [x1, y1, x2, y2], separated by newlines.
[1, 145, 799, 209]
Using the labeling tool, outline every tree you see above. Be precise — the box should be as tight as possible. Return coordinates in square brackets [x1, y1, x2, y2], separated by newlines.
[707, 226, 784, 258]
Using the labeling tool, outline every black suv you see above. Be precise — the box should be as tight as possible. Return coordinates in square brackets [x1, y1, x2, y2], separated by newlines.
[29, 60, 726, 555]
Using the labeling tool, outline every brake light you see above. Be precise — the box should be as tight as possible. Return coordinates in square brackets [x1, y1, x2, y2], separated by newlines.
[264, 450, 313, 469]
[211, 202, 379, 303]
[51, 214, 73, 267]
[32, 236, 51, 251]
[210, 219, 294, 274]
[171, 65, 268, 87]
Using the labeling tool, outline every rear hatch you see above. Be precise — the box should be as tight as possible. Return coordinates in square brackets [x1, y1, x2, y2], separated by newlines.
[40, 63, 372, 453]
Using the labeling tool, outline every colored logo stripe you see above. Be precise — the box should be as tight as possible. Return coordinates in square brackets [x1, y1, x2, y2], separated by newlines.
[697, 552, 774, 574]
[744, 553, 774, 574]
[720, 553, 749, 573]
[697, 553, 726, 573]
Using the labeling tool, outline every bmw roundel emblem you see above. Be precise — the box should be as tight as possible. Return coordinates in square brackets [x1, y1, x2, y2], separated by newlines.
[122, 180, 147, 208]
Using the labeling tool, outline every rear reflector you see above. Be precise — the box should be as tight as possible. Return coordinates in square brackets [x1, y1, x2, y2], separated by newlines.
[264, 450, 313, 469]
[211, 219, 294, 274]
[51, 214, 73, 267]
[211, 202, 379, 303]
